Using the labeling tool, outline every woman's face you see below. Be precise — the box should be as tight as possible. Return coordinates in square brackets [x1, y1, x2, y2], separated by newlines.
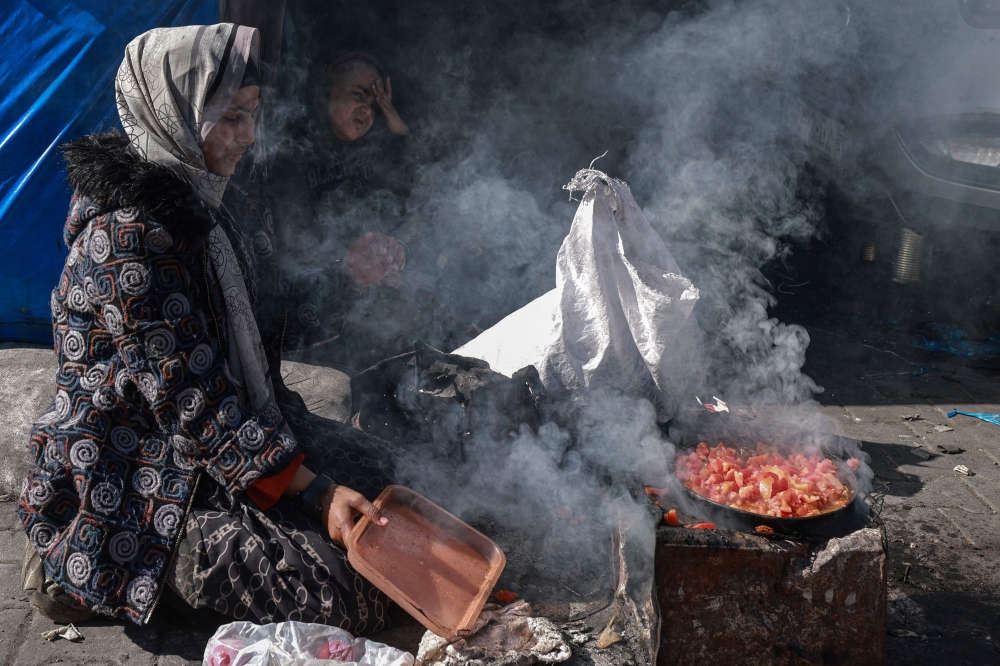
[203, 85, 260, 176]
[327, 63, 380, 142]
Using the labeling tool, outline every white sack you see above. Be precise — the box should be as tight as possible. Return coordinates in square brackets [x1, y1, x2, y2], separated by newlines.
[454, 169, 702, 421]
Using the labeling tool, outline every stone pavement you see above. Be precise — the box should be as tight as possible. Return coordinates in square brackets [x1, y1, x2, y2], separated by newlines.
[802, 322, 1000, 664]
[2, 322, 1000, 664]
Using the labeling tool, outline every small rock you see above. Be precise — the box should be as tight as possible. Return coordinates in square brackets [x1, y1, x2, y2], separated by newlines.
[888, 628, 921, 638]
[932, 424, 954, 433]
[40, 624, 83, 642]
[597, 616, 622, 649]
[901, 414, 921, 421]
[911, 448, 931, 460]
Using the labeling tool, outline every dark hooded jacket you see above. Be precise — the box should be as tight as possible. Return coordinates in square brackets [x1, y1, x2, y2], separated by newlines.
[15, 132, 334, 624]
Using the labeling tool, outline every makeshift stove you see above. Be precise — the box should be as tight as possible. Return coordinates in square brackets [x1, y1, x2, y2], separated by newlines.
[651, 420, 888, 666]
[654, 523, 886, 665]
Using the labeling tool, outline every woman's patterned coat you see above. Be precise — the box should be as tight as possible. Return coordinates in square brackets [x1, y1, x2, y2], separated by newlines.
[15, 132, 337, 625]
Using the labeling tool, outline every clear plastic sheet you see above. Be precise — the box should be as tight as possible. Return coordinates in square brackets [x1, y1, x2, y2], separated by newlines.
[203, 621, 414, 666]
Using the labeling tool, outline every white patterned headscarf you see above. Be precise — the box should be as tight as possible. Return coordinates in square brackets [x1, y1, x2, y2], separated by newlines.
[115, 23, 259, 209]
[115, 24, 284, 426]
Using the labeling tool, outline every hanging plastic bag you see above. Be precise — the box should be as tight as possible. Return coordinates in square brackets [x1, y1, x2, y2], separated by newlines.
[203, 620, 414, 666]
[454, 169, 702, 422]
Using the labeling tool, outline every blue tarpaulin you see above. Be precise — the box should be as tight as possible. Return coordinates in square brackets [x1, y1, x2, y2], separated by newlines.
[0, 0, 215, 343]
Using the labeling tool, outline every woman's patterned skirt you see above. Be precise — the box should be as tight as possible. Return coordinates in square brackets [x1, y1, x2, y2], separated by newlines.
[168, 397, 408, 634]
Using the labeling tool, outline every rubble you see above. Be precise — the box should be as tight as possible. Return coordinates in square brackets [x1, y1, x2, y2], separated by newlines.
[414, 601, 572, 666]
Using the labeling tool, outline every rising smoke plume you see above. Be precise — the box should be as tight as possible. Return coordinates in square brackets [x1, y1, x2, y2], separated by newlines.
[267, 0, 916, 402]
[262, 0, 930, 596]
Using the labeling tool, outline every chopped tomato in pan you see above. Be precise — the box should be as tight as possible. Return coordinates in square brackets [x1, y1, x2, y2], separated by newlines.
[664, 509, 681, 527]
[676, 443, 852, 518]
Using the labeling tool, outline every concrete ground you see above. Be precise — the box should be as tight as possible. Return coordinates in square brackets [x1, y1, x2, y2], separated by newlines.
[798, 319, 1000, 663]
[2, 316, 1000, 663]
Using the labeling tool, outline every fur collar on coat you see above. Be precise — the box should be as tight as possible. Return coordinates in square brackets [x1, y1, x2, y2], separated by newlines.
[61, 131, 212, 247]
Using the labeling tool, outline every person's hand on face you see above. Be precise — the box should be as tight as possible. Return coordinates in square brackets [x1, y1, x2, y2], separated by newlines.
[202, 85, 260, 176]
[327, 61, 409, 141]
[320, 483, 387, 547]
[371, 77, 410, 136]
[344, 231, 406, 289]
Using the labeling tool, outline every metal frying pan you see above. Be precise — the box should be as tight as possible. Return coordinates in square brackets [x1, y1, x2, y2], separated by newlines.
[675, 449, 866, 537]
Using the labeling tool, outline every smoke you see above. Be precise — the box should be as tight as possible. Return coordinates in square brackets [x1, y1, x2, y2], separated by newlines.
[393, 388, 672, 598]
[261, 0, 934, 598]
[267, 0, 867, 395]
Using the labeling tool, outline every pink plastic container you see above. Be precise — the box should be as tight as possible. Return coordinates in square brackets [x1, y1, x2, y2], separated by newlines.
[346, 485, 506, 638]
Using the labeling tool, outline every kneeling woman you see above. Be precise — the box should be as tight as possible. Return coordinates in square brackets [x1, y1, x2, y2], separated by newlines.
[18, 24, 400, 631]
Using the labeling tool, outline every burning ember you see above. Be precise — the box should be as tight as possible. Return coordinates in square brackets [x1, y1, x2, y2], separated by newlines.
[675, 442, 860, 518]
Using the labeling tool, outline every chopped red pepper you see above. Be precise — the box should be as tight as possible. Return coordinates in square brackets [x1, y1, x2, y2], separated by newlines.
[645, 487, 670, 497]
[493, 590, 519, 604]
[664, 509, 681, 527]
[692, 523, 716, 529]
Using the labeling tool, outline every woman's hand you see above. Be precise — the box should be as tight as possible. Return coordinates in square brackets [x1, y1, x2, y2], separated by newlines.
[283, 466, 386, 547]
[321, 484, 388, 546]
[345, 231, 406, 289]
[372, 77, 410, 136]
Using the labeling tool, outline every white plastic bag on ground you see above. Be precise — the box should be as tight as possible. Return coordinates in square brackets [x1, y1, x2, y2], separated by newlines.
[203, 620, 414, 666]
[454, 169, 702, 421]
